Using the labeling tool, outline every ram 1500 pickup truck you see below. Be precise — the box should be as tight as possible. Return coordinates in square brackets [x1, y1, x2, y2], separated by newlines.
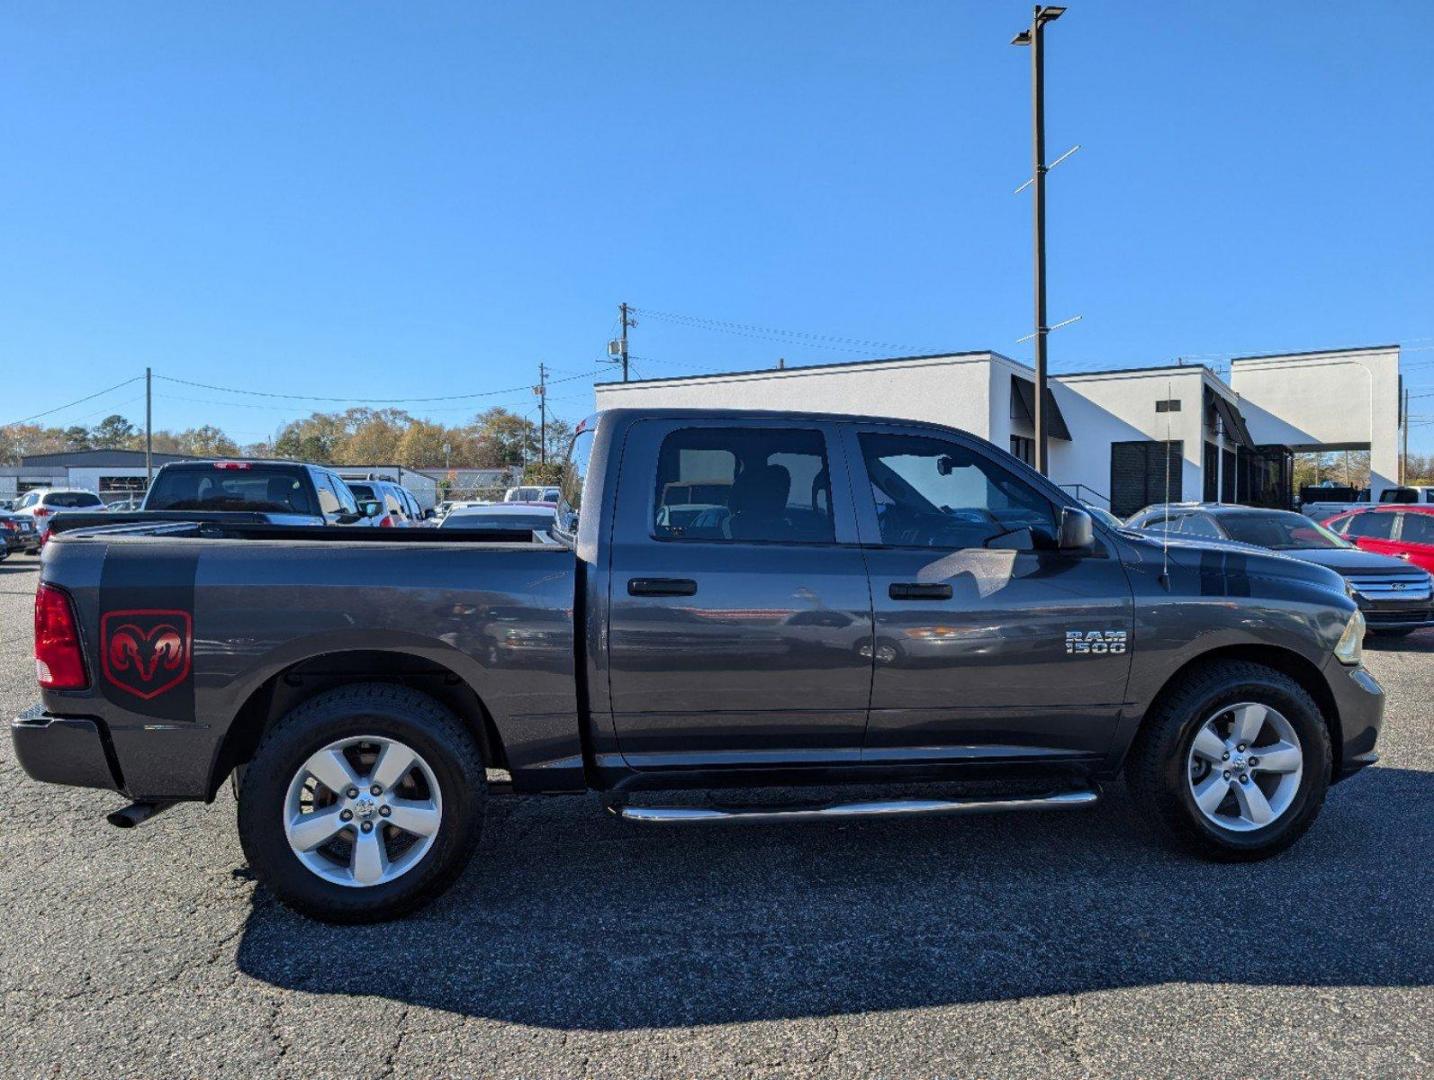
[14, 409, 1384, 922]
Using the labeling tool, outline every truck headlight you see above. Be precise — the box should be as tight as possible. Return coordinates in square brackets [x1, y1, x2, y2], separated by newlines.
[1334, 609, 1365, 666]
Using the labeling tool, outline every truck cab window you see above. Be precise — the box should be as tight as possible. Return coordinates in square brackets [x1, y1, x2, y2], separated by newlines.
[653, 427, 834, 543]
[858, 432, 1056, 550]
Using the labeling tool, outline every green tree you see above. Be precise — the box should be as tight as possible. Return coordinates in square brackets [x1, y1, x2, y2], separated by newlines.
[91, 414, 136, 449]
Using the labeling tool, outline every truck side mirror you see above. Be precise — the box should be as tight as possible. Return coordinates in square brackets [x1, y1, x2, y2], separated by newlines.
[361, 500, 383, 518]
[1057, 506, 1095, 552]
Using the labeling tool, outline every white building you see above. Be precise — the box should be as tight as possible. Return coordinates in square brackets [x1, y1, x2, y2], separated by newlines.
[593, 344, 1402, 517]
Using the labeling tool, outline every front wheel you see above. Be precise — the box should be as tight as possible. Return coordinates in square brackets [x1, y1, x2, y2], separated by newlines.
[1126, 661, 1331, 860]
[237, 683, 486, 923]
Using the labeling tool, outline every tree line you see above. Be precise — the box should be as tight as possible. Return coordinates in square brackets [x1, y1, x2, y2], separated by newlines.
[0, 407, 575, 479]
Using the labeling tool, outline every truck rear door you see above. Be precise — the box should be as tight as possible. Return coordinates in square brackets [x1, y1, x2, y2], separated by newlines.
[842, 423, 1133, 764]
[605, 417, 874, 768]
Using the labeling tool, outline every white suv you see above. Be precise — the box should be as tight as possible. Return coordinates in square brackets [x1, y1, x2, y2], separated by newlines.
[13, 488, 106, 542]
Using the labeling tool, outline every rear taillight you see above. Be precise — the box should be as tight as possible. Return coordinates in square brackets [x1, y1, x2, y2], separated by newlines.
[1, 520, 14, 532]
[33, 506, 51, 518]
[379, 515, 395, 528]
[35, 583, 87, 690]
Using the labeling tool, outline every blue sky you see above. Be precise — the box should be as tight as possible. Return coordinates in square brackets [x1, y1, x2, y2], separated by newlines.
[3, 2, 1432, 447]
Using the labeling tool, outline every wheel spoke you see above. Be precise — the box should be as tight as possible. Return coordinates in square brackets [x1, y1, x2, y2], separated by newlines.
[286, 806, 348, 852]
[371, 741, 417, 791]
[1191, 726, 1227, 764]
[305, 748, 360, 795]
[352, 828, 390, 885]
[1232, 779, 1274, 826]
[1230, 703, 1267, 745]
[386, 798, 441, 837]
[1193, 772, 1231, 815]
[1252, 741, 1301, 774]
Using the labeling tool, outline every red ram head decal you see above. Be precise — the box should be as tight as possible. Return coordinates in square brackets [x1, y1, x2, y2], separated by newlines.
[100, 610, 193, 700]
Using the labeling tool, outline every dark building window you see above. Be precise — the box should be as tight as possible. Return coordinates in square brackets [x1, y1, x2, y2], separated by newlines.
[1009, 435, 1034, 466]
[1155, 399, 1181, 413]
[1110, 440, 1183, 518]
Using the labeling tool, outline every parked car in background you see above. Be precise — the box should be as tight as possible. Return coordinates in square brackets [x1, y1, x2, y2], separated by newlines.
[1376, 486, 1434, 504]
[1324, 505, 1434, 575]
[12, 488, 106, 543]
[345, 480, 428, 527]
[142, 461, 376, 526]
[0, 511, 42, 558]
[1127, 502, 1434, 637]
[438, 502, 558, 538]
[503, 485, 560, 504]
[1085, 505, 1125, 530]
[103, 497, 145, 512]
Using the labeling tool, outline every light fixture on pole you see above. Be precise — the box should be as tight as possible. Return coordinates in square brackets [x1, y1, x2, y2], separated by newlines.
[1012, 4, 1066, 476]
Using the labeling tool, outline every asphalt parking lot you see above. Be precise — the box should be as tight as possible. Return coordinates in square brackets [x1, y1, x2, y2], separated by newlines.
[0, 557, 1430, 1078]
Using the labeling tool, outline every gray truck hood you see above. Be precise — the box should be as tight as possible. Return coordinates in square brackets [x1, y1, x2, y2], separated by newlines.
[1118, 530, 1348, 592]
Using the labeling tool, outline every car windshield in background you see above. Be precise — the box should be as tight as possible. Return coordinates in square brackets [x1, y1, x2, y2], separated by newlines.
[440, 512, 554, 532]
[146, 466, 317, 515]
[347, 483, 376, 501]
[44, 492, 102, 508]
[1219, 512, 1350, 550]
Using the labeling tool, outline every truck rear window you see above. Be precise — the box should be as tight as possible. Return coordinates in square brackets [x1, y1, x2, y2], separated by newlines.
[146, 467, 317, 515]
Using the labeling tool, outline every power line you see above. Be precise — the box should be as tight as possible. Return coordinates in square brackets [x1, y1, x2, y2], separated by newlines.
[152, 368, 607, 404]
[1, 374, 144, 427]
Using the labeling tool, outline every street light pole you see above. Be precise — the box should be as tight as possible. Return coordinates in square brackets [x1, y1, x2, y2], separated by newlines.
[1012, 5, 1065, 476]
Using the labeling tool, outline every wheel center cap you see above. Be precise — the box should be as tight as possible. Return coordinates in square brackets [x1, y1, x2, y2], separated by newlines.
[353, 797, 377, 820]
[1231, 754, 1246, 770]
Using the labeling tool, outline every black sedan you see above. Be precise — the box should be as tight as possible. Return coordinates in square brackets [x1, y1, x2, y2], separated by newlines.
[0, 512, 41, 559]
[1126, 503, 1434, 637]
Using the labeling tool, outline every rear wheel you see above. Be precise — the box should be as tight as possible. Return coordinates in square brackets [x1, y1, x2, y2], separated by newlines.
[1126, 661, 1331, 860]
[237, 683, 486, 922]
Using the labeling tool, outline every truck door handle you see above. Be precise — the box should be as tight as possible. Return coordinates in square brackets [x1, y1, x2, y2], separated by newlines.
[889, 582, 952, 601]
[628, 577, 698, 597]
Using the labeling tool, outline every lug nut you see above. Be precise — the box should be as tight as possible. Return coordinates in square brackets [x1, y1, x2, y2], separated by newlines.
[339, 809, 353, 822]
[1222, 771, 1231, 780]
[1237, 744, 1246, 753]
[361, 821, 374, 833]
[379, 806, 391, 818]
[1240, 774, 1250, 783]
[1221, 751, 1230, 761]
[1248, 756, 1259, 766]
[370, 784, 383, 796]
[346, 787, 359, 799]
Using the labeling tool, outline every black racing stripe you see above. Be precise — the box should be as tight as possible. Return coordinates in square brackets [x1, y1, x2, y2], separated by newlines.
[97, 545, 199, 722]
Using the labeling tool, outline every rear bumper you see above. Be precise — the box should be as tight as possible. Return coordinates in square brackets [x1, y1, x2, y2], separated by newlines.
[1323, 659, 1384, 782]
[10, 705, 120, 791]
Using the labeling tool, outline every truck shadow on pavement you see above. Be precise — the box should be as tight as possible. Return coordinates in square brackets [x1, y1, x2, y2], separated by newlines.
[236, 767, 1433, 1029]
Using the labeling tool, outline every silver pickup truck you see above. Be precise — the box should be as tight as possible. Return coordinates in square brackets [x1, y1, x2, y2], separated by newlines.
[14, 409, 1383, 922]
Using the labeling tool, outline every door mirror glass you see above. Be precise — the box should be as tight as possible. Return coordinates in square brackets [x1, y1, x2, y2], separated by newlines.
[1058, 506, 1095, 551]
[360, 500, 383, 518]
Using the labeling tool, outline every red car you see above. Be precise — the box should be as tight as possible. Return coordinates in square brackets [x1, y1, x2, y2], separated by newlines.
[1323, 505, 1434, 572]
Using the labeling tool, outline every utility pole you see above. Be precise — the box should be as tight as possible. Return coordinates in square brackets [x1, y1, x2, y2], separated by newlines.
[1403, 385, 1410, 485]
[145, 366, 153, 490]
[619, 302, 634, 383]
[1012, 5, 1065, 476]
[536, 362, 548, 467]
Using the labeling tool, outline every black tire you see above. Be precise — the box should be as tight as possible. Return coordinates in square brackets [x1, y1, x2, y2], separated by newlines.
[1125, 660, 1331, 861]
[237, 683, 486, 923]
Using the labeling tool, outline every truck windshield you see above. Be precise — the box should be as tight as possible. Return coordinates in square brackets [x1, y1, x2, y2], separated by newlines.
[1219, 512, 1350, 550]
[146, 466, 317, 515]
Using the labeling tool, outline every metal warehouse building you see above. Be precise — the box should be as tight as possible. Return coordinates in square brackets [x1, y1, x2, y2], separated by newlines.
[593, 344, 1402, 517]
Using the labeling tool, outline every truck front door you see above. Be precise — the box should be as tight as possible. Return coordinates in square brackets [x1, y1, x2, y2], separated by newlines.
[605, 418, 874, 769]
[844, 424, 1133, 765]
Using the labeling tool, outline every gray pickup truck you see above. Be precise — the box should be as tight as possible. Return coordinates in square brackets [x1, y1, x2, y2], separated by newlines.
[14, 409, 1383, 922]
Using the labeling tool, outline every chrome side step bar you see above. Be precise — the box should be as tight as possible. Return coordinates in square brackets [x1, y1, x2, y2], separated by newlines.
[612, 786, 1100, 825]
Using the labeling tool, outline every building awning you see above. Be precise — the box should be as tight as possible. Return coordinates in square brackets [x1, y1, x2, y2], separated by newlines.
[1205, 387, 1255, 448]
[1010, 375, 1072, 441]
